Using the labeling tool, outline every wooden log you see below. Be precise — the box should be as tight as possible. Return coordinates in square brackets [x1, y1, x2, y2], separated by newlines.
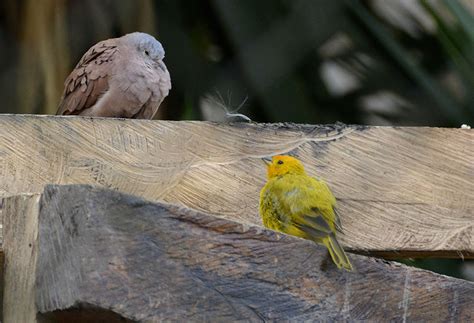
[3, 194, 40, 322]
[0, 115, 472, 258]
[3, 185, 473, 321]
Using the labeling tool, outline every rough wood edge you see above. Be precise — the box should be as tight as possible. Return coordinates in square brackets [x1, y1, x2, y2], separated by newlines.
[6, 184, 471, 321]
[0, 115, 472, 259]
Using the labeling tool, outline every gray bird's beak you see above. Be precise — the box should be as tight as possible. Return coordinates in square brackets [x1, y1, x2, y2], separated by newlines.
[156, 61, 167, 72]
[261, 156, 272, 165]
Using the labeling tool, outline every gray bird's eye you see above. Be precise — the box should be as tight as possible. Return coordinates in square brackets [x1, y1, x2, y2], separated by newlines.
[144, 50, 149, 56]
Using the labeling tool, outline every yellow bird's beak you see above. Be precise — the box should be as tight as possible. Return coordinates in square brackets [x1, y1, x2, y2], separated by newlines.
[261, 156, 272, 165]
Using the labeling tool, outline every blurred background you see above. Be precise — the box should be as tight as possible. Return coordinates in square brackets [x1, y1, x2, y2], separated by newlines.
[0, 0, 472, 278]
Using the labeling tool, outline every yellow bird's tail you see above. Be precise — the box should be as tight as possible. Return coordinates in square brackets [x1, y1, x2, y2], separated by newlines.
[323, 234, 353, 271]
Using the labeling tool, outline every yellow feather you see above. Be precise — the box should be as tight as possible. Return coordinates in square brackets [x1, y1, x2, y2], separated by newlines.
[259, 155, 352, 271]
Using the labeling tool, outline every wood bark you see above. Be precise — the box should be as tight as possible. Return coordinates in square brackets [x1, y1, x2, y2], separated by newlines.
[0, 115, 472, 257]
[3, 185, 473, 321]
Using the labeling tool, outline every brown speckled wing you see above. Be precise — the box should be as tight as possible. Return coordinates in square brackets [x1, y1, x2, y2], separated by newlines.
[56, 39, 118, 115]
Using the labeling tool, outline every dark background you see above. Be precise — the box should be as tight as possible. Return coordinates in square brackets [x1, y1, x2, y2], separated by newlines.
[0, 0, 472, 279]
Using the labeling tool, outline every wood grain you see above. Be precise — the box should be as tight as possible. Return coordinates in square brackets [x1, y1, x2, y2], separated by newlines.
[3, 185, 473, 321]
[0, 115, 472, 257]
[2, 193, 40, 323]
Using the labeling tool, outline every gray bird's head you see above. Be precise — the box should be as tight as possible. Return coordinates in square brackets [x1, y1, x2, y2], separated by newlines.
[123, 32, 165, 62]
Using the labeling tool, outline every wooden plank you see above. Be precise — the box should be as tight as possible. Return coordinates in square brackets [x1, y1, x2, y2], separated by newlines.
[3, 185, 473, 321]
[0, 115, 472, 257]
[2, 194, 40, 323]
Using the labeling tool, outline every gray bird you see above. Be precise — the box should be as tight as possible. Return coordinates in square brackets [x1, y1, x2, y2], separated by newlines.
[56, 32, 171, 119]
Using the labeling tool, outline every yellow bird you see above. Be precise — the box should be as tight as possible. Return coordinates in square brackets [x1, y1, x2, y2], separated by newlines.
[259, 155, 352, 271]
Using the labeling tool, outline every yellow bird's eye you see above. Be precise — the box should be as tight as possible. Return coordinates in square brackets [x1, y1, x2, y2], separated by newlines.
[277, 160, 284, 165]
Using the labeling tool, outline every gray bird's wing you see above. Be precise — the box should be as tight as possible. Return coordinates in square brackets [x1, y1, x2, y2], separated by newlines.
[56, 39, 118, 115]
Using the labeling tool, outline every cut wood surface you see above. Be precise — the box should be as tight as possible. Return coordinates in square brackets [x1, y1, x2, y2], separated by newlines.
[2, 193, 40, 322]
[0, 115, 472, 257]
[3, 185, 473, 322]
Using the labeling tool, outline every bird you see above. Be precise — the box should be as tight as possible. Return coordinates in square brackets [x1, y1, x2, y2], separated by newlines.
[56, 32, 171, 119]
[259, 155, 353, 271]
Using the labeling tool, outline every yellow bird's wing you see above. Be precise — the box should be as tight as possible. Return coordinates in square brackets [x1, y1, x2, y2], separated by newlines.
[313, 178, 343, 233]
[292, 208, 353, 271]
[333, 208, 343, 233]
[290, 208, 333, 240]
